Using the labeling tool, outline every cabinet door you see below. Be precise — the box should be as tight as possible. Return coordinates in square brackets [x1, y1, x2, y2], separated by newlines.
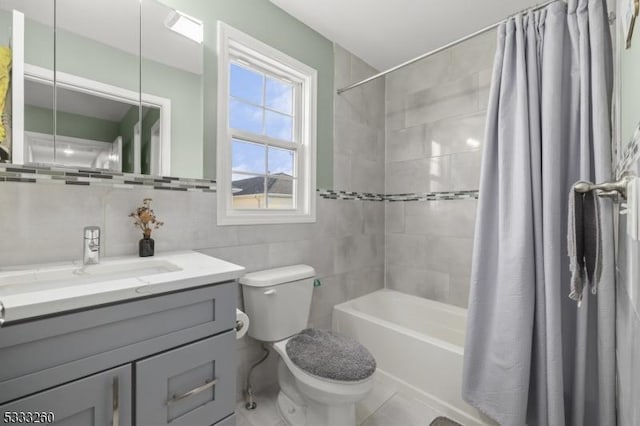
[136, 332, 235, 426]
[0, 365, 131, 426]
[214, 414, 235, 426]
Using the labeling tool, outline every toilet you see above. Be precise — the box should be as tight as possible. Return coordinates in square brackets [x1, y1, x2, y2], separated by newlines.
[240, 265, 376, 426]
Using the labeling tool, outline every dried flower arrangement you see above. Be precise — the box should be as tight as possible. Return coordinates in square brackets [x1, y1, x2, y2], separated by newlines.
[129, 198, 164, 238]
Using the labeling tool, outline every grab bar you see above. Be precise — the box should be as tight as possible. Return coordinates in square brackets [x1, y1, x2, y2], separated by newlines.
[573, 173, 634, 200]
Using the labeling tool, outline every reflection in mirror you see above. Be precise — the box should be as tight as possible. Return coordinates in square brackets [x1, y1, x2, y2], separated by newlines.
[141, 0, 203, 178]
[141, 106, 162, 175]
[55, 0, 141, 173]
[25, 79, 134, 171]
[0, 0, 55, 163]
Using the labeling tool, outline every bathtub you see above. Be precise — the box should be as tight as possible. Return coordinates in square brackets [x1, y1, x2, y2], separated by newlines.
[333, 289, 495, 426]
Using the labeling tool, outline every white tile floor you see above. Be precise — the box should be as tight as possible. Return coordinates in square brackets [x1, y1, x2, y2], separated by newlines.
[359, 393, 442, 426]
[235, 376, 450, 426]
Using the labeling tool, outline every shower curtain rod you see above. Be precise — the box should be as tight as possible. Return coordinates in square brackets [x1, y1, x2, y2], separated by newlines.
[336, 0, 559, 95]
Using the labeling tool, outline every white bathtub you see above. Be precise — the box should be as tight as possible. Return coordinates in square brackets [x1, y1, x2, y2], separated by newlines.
[333, 289, 495, 426]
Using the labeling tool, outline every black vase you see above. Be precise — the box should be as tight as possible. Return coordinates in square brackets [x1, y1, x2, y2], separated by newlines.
[139, 236, 155, 257]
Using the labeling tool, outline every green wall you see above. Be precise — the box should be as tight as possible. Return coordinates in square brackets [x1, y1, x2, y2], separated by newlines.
[25, 105, 120, 142]
[0, 11, 55, 78]
[141, 107, 161, 175]
[160, 0, 334, 188]
[141, 57, 202, 178]
[24, 105, 53, 135]
[120, 106, 140, 173]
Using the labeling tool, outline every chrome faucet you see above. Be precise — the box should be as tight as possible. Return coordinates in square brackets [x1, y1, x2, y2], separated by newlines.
[83, 226, 101, 265]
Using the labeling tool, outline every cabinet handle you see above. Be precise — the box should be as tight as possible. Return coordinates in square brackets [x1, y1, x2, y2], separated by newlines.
[165, 378, 218, 406]
[112, 376, 119, 426]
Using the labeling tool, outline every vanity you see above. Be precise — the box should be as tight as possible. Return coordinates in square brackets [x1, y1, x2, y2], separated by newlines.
[0, 251, 244, 426]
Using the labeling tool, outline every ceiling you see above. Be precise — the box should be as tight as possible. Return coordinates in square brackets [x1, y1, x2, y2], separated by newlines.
[270, 0, 542, 72]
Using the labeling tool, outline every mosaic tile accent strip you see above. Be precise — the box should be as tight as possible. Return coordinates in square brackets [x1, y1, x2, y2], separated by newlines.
[0, 164, 479, 202]
[317, 189, 479, 202]
[0, 164, 217, 192]
[616, 121, 640, 178]
[317, 189, 385, 201]
[384, 190, 479, 202]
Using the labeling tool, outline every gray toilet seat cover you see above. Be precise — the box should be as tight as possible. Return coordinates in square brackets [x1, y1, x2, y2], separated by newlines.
[285, 328, 376, 381]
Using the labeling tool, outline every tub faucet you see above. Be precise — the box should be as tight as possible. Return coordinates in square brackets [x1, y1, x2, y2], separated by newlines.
[83, 226, 101, 265]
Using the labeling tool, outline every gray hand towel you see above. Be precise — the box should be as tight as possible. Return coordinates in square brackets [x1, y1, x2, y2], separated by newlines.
[567, 182, 602, 306]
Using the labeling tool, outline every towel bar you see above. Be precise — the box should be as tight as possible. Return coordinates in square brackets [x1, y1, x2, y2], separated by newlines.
[573, 173, 634, 200]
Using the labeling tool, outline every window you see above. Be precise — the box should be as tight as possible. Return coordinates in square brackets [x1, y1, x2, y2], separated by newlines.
[217, 22, 317, 225]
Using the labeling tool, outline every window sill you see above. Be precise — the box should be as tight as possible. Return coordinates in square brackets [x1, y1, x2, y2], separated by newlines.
[216, 211, 317, 226]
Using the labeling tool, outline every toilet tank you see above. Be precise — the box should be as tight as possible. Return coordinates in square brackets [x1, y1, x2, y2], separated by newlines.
[240, 265, 315, 342]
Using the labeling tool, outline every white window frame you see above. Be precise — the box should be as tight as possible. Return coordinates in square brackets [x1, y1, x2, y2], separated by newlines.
[216, 22, 317, 225]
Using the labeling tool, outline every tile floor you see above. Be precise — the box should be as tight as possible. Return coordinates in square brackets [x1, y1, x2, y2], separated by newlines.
[235, 376, 449, 426]
[235, 387, 286, 426]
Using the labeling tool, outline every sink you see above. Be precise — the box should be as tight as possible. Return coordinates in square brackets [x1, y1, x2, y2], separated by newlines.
[0, 251, 245, 325]
[0, 260, 182, 296]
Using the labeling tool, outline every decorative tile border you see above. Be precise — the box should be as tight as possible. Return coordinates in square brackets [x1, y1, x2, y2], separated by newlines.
[317, 189, 479, 202]
[384, 190, 479, 202]
[0, 164, 479, 202]
[317, 189, 385, 201]
[616, 121, 640, 178]
[0, 164, 217, 192]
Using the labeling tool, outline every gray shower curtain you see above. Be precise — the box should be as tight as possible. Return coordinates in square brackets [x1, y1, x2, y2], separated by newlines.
[462, 1, 615, 425]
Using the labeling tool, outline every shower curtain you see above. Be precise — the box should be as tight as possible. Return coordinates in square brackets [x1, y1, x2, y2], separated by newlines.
[462, 1, 615, 425]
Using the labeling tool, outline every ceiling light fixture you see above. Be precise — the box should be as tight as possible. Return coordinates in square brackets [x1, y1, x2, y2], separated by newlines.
[165, 10, 203, 44]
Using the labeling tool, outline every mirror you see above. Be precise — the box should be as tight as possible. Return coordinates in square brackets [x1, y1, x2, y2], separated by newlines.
[141, 0, 203, 178]
[0, 0, 55, 163]
[0, 0, 203, 179]
[54, 0, 141, 173]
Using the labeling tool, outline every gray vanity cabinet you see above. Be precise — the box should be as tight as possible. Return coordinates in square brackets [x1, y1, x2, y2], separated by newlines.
[0, 281, 238, 426]
[0, 365, 132, 426]
[135, 331, 235, 426]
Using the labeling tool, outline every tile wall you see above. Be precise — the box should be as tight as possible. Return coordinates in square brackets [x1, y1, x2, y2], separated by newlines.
[383, 30, 496, 307]
[615, 0, 640, 419]
[616, 155, 640, 426]
[333, 44, 386, 194]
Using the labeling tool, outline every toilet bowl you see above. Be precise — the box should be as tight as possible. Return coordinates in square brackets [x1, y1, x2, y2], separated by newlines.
[273, 337, 375, 426]
[240, 265, 376, 426]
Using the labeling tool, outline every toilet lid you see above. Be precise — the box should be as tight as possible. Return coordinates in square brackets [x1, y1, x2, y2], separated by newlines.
[285, 328, 376, 382]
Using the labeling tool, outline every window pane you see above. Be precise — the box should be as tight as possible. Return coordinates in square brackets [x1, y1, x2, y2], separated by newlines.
[265, 77, 293, 115]
[230, 99, 263, 134]
[268, 146, 294, 176]
[232, 173, 266, 210]
[230, 63, 263, 105]
[232, 139, 266, 174]
[265, 110, 293, 141]
[267, 176, 294, 209]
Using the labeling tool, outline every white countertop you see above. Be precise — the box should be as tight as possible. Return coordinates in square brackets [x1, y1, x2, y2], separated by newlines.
[0, 251, 245, 325]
